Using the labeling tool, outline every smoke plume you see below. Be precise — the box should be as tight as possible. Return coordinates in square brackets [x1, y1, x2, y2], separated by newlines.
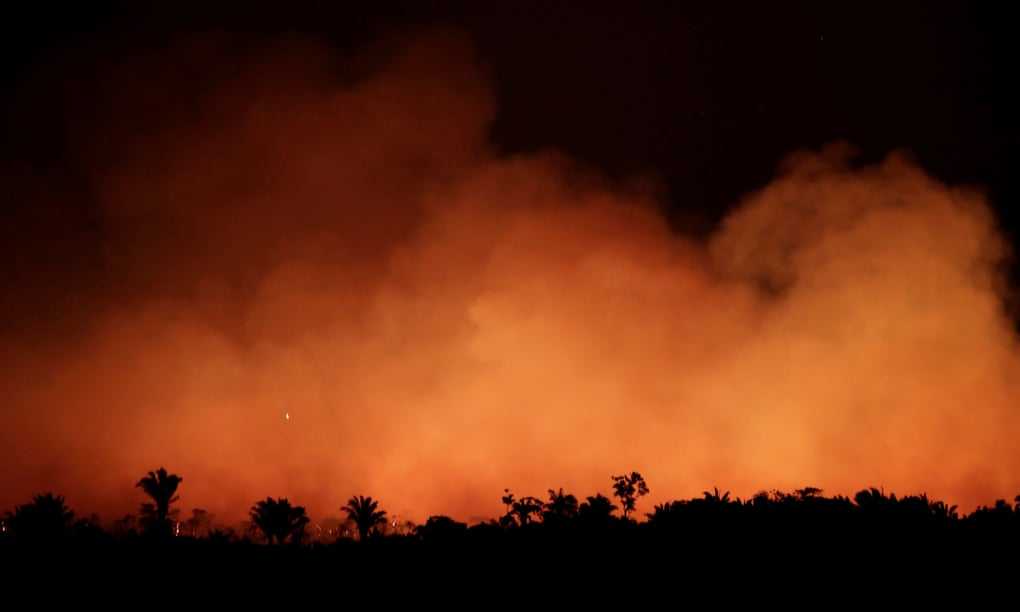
[3, 30, 1018, 523]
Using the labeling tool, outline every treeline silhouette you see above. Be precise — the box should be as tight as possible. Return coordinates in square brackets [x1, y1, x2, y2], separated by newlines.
[4, 467, 1019, 560]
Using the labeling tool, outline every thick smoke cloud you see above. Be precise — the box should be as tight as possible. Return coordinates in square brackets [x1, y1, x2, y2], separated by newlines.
[3, 30, 1018, 524]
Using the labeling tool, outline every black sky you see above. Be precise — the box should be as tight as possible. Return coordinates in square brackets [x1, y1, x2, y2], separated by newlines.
[1, 1, 1014, 320]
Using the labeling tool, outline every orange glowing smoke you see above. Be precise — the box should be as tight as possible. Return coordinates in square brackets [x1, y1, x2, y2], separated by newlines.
[2, 30, 1018, 524]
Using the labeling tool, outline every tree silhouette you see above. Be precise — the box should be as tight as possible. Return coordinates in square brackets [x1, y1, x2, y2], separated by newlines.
[543, 488, 579, 525]
[794, 487, 822, 500]
[342, 495, 387, 541]
[578, 493, 617, 527]
[6, 492, 74, 542]
[135, 467, 183, 535]
[249, 497, 309, 545]
[184, 508, 213, 537]
[611, 472, 649, 519]
[500, 489, 517, 527]
[511, 496, 545, 526]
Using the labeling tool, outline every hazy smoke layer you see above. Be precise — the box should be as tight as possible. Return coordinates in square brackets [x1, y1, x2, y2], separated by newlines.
[3, 31, 1018, 523]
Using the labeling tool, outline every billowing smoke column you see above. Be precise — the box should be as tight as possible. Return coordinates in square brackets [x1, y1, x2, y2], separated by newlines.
[2, 30, 1018, 523]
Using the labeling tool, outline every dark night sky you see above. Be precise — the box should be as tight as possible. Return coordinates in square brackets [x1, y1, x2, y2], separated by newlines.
[1, 1, 1014, 319]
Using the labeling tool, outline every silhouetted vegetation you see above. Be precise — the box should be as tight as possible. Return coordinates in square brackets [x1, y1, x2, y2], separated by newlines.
[501, 490, 544, 527]
[577, 493, 618, 528]
[543, 488, 579, 526]
[136, 467, 182, 537]
[611, 472, 649, 519]
[184, 508, 213, 538]
[249, 497, 309, 545]
[4, 493, 74, 544]
[341, 495, 387, 541]
[4, 468, 1020, 574]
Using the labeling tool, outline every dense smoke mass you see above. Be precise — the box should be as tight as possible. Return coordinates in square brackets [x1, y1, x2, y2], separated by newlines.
[2, 30, 1018, 524]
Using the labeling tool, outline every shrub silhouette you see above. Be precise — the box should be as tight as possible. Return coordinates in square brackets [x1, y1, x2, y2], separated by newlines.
[416, 515, 468, 542]
[5, 492, 74, 543]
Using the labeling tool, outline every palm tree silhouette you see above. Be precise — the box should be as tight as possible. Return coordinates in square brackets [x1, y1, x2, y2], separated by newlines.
[702, 487, 732, 505]
[928, 499, 958, 522]
[249, 497, 309, 545]
[136, 467, 182, 535]
[342, 495, 387, 541]
[646, 499, 691, 528]
[854, 487, 892, 512]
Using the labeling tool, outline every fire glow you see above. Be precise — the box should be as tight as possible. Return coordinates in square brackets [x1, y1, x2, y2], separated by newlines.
[2, 30, 1018, 524]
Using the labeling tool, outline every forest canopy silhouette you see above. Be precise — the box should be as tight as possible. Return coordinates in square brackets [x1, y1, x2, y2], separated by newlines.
[4, 468, 1019, 561]
[2, 26, 1020, 527]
